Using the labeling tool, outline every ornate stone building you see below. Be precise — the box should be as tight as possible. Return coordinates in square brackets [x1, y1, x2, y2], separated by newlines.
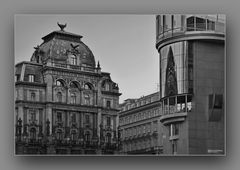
[118, 92, 163, 155]
[156, 15, 225, 155]
[15, 23, 121, 155]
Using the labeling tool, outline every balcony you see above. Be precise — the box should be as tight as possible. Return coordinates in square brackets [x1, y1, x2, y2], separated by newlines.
[48, 62, 99, 73]
[160, 94, 192, 125]
[160, 111, 187, 125]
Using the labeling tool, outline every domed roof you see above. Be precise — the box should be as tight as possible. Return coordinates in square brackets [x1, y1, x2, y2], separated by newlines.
[31, 23, 96, 68]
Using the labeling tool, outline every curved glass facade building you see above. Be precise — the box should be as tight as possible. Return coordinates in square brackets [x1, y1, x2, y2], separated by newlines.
[156, 15, 225, 155]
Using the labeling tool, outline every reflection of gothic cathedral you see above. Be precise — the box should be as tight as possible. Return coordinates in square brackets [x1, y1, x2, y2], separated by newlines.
[15, 23, 121, 154]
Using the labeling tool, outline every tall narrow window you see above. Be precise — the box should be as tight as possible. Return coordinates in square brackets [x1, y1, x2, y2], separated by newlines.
[56, 129, 63, 140]
[30, 110, 36, 121]
[57, 92, 62, 102]
[106, 133, 111, 143]
[39, 91, 43, 102]
[85, 114, 90, 124]
[84, 94, 90, 105]
[172, 141, 177, 155]
[30, 92, 36, 101]
[29, 75, 35, 82]
[70, 93, 76, 104]
[105, 83, 110, 91]
[107, 117, 111, 126]
[71, 113, 76, 122]
[71, 131, 77, 141]
[57, 112, 62, 122]
[169, 123, 179, 136]
[85, 131, 90, 142]
[30, 128, 36, 140]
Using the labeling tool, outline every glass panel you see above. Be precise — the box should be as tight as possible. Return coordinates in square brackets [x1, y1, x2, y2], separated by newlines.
[160, 41, 190, 98]
[177, 95, 186, 112]
[164, 99, 169, 115]
[169, 96, 176, 114]
[196, 17, 206, 31]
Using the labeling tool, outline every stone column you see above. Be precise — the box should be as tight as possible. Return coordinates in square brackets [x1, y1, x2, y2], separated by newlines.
[97, 108, 102, 138]
[45, 74, 53, 102]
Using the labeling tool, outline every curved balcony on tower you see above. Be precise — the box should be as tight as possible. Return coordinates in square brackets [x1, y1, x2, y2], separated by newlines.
[159, 94, 192, 125]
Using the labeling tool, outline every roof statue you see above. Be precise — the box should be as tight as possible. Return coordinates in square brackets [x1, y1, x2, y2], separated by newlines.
[70, 43, 80, 50]
[34, 45, 40, 50]
[57, 22, 67, 31]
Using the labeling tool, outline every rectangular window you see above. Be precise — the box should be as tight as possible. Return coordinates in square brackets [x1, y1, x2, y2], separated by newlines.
[57, 112, 62, 122]
[39, 91, 43, 102]
[106, 100, 111, 108]
[172, 141, 177, 155]
[30, 110, 36, 121]
[85, 115, 90, 124]
[143, 125, 146, 134]
[30, 92, 36, 101]
[72, 113, 76, 122]
[107, 117, 111, 126]
[15, 75, 20, 82]
[169, 123, 179, 136]
[208, 94, 223, 122]
[29, 75, 35, 82]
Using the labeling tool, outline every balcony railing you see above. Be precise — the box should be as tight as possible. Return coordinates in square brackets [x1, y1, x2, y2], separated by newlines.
[49, 62, 99, 73]
[157, 22, 225, 42]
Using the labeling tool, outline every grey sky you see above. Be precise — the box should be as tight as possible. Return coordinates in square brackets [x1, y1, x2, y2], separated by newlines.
[15, 15, 159, 103]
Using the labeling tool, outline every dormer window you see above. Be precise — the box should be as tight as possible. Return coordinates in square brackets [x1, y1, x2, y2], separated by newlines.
[29, 75, 35, 82]
[105, 83, 110, 91]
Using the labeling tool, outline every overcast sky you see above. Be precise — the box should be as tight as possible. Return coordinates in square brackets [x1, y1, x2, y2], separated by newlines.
[15, 15, 159, 103]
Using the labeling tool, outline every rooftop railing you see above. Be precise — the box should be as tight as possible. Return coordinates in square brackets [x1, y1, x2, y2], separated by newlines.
[157, 22, 225, 42]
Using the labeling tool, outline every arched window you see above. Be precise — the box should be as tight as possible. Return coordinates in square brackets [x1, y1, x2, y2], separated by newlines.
[70, 93, 76, 104]
[30, 92, 36, 101]
[69, 54, 77, 65]
[84, 83, 92, 90]
[69, 81, 78, 88]
[84, 94, 90, 105]
[56, 80, 65, 87]
[57, 92, 62, 102]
